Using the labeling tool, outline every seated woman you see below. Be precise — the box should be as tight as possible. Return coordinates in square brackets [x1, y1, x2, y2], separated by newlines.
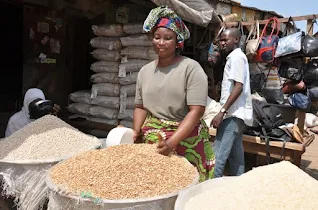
[133, 6, 215, 181]
[5, 88, 59, 137]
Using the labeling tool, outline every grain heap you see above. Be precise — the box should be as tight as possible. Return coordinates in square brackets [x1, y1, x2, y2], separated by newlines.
[185, 161, 318, 210]
[49, 144, 197, 201]
[0, 115, 101, 210]
[0, 115, 101, 162]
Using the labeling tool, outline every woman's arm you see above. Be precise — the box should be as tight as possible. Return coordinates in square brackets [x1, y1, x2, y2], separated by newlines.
[158, 105, 205, 155]
[133, 104, 147, 142]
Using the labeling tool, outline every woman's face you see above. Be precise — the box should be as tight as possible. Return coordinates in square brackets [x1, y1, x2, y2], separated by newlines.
[152, 27, 177, 58]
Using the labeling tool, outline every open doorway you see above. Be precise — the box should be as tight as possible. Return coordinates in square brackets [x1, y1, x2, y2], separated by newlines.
[0, 1, 23, 137]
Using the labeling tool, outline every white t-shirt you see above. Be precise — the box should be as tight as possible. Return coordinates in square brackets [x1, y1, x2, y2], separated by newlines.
[220, 48, 253, 126]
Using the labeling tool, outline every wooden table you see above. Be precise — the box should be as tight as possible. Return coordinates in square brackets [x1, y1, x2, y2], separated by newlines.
[209, 129, 315, 167]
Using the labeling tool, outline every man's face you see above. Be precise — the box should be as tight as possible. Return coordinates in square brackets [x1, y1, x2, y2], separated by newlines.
[219, 31, 239, 55]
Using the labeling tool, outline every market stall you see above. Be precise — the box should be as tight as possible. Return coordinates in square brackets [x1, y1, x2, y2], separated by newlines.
[209, 13, 318, 166]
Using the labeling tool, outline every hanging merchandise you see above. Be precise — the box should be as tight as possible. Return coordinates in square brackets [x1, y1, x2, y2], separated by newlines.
[254, 17, 280, 63]
[278, 58, 303, 81]
[288, 91, 311, 110]
[275, 17, 303, 58]
[302, 18, 318, 57]
[282, 80, 305, 94]
[245, 20, 260, 59]
[249, 62, 266, 93]
[303, 59, 318, 88]
[238, 22, 247, 51]
[260, 68, 284, 104]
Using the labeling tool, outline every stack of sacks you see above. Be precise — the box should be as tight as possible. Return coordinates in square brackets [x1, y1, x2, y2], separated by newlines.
[68, 24, 126, 126]
[118, 23, 157, 128]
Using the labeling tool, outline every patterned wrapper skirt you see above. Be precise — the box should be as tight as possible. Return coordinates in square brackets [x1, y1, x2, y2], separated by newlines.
[141, 116, 215, 182]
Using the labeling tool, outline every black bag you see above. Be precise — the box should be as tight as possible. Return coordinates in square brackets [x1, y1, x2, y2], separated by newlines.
[278, 58, 303, 81]
[303, 59, 318, 88]
[302, 35, 318, 57]
[260, 69, 284, 104]
[250, 73, 266, 93]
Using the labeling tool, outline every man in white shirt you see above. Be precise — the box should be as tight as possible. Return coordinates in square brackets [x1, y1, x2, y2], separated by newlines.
[211, 28, 253, 178]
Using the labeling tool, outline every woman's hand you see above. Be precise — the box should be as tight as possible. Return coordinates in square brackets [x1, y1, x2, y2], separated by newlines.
[133, 129, 141, 142]
[157, 140, 172, 156]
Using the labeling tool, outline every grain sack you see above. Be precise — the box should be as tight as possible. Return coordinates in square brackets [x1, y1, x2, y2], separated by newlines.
[91, 95, 120, 109]
[67, 103, 91, 116]
[184, 161, 318, 210]
[123, 23, 144, 35]
[90, 72, 119, 84]
[90, 37, 122, 50]
[0, 115, 101, 210]
[89, 106, 118, 120]
[92, 24, 125, 37]
[69, 90, 91, 104]
[90, 61, 119, 73]
[91, 83, 120, 97]
[118, 108, 134, 120]
[120, 34, 152, 47]
[119, 59, 150, 73]
[47, 144, 198, 210]
[120, 84, 136, 97]
[121, 46, 158, 60]
[69, 115, 118, 126]
[119, 72, 138, 85]
[121, 97, 135, 109]
[119, 120, 133, 128]
[91, 49, 121, 62]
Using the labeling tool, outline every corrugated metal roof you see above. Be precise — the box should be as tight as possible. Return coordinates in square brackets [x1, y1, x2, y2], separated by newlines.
[216, 0, 283, 17]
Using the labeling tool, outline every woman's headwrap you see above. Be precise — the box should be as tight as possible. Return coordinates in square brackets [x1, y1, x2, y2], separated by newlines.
[143, 6, 190, 49]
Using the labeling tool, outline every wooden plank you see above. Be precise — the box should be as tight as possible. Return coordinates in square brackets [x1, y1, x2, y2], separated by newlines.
[307, 19, 314, 35]
[297, 111, 306, 133]
[224, 14, 318, 26]
[209, 129, 304, 151]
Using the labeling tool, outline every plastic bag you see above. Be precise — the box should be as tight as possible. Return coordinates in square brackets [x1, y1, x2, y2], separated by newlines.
[304, 60, 318, 88]
[90, 37, 122, 50]
[91, 49, 121, 62]
[121, 47, 157, 60]
[91, 83, 120, 97]
[91, 73, 119, 84]
[120, 84, 136, 97]
[92, 24, 125, 37]
[119, 59, 150, 73]
[120, 34, 152, 47]
[90, 61, 119, 73]
[123, 23, 144, 35]
[91, 96, 120, 109]
[119, 72, 138, 85]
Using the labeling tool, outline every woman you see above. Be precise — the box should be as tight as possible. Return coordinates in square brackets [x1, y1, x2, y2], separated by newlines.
[5, 88, 59, 137]
[133, 6, 215, 181]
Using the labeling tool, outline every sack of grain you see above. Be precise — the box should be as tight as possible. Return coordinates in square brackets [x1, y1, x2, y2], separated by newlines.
[120, 96, 135, 109]
[123, 23, 144, 34]
[119, 59, 150, 73]
[90, 61, 119, 73]
[47, 144, 198, 210]
[91, 95, 120, 109]
[118, 108, 134, 120]
[119, 72, 138, 86]
[120, 84, 136, 97]
[69, 90, 91, 104]
[0, 115, 101, 210]
[91, 49, 121, 62]
[91, 83, 120, 97]
[89, 106, 118, 120]
[90, 72, 119, 84]
[90, 37, 122, 50]
[69, 115, 118, 126]
[119, 120, 133, 128]
[121, 46, 157, 60]
[67, 103, 91, 116]
[92, 24, 125, 37]
[120, 34, 152, 47]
